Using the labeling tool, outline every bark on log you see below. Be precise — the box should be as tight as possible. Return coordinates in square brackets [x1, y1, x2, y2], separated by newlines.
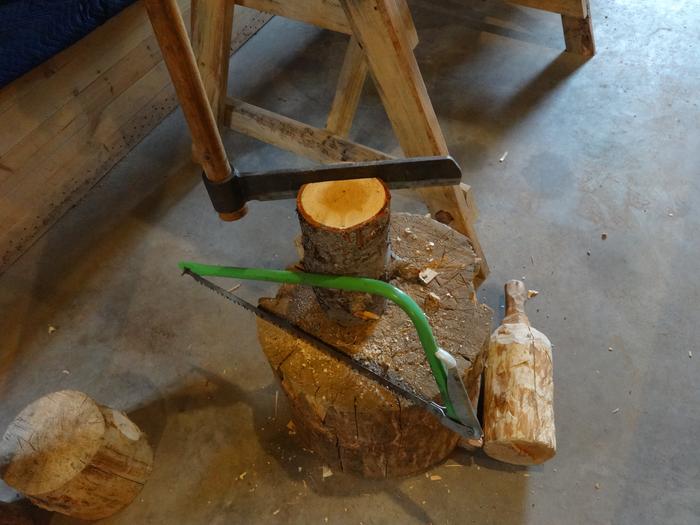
[483, 280, 556, 465]
[297, 178, 391, 324]
[0, 391, 153, 520]
[258, 213, 493, 477]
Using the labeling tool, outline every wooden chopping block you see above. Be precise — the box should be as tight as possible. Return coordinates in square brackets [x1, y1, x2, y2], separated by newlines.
[483, 280, 556, 465]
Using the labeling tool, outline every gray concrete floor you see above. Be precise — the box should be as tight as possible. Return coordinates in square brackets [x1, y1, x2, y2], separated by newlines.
[2, 0, 699, 523]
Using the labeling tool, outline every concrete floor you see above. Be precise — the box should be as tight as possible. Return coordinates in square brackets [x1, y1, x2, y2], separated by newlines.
[2, 0, 699, 523]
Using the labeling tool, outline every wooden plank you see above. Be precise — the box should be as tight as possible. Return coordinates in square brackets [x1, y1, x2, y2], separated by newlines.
[191, 0, 235, 122]
[236, 0, 351, 34]
[562, 10, 595, 56]
[225, 98, 390, 163]
[341, 0, 488, 283]
[507, 0, 587, 19]
[0, 3, 270, 274]
[325, 37, 368, 137]
[0, 1, 158, 157]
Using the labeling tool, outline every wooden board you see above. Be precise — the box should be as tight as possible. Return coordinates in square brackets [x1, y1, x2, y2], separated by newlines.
[508, 0, 587, 19]
[0, 1, 271, 275]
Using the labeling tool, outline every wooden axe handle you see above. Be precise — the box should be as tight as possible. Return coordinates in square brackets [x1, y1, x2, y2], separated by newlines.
[144, 0, 239, 221]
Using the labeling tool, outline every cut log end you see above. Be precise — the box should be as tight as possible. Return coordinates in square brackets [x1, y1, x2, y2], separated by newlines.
[298, 177, 389, 230]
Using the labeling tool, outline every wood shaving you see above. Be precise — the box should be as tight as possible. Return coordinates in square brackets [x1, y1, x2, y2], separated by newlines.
[419, 268, 438, 285]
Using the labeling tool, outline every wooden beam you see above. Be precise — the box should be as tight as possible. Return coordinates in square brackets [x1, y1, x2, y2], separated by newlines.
[340, 0, 488, 284]
[236, 0, 352, 34]
[562, 8, 595, 57]
[326, 37, 368, 137]
[225, 98, 390, 163]
[191, 0, 235, 123]
[507, 0, 587, 18]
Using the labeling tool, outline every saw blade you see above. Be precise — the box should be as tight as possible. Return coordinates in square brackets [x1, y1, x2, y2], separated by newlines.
[182, 269, 471, 434]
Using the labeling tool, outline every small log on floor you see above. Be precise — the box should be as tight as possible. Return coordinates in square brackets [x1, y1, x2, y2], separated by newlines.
[257, 213, 493, 477]
[0, 391, 153, 521]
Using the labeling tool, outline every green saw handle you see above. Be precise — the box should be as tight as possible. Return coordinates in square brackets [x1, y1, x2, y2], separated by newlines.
[178, 261, 456, 418]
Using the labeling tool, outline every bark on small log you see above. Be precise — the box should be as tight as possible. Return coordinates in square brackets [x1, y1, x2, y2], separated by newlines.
[0, 391, 153, 520]
[258, 213, 493, 477]
[297, 178, 391, 324]
[483, 280, 556, 465]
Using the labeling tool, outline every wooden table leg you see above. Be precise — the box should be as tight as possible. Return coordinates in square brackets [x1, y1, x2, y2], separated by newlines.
[340, 0, 489, 284]
[562, 0, 595, 57]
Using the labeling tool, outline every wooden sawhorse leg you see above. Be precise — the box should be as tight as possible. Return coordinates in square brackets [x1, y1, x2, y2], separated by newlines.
[341, 0, 488, 284]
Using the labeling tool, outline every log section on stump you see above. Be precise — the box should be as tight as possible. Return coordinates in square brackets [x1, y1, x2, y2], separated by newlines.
[258, 211, 493, 477]
[297, 177, 391, 324]
[0, 390, 153, 520]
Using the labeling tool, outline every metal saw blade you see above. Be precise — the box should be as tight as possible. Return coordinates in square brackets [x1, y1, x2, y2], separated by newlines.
[182, 269, 476, 438]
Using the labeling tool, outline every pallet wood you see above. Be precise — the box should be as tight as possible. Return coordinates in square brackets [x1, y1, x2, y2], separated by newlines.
[0, 391, 153, 520]
[258, 213, 493, 477]
[0, 1, 270, 274]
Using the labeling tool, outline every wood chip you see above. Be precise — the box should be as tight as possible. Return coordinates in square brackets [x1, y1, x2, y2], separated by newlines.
[499, 151, 509, 163]
[48, 325, 57, 334]
[272, 509, 280, 515]
[612, 408, 620, 414]
[527, 289, 539, 299]
[354, 310, 380, 321]
[239, 471, 247, 480]
[227, 284, 241, 293]
[429, 475, 442, 481]
[419, 268, 438, 285]
[322, 466, 333, 478]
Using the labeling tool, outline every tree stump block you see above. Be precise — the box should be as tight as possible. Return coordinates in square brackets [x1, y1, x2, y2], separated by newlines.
[0, 391, 153, 521]
[257, 213, 493, 477]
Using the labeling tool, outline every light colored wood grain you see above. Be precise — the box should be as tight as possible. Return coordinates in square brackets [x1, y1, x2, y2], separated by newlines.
[225, 98, 390, 163]
[0, 2, 270, 274]
[508, 0, 587, 18]
[340, 0, 488, 284]
[237, 0, 351, 34]
[145, 0, 232, 183]
[325, 37, 368, 137]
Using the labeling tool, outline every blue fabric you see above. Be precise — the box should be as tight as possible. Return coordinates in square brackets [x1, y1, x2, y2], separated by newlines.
[0, 0, 137, 88]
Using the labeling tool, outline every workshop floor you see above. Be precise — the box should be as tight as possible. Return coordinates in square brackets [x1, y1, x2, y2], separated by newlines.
[2, 1, 699, 523]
